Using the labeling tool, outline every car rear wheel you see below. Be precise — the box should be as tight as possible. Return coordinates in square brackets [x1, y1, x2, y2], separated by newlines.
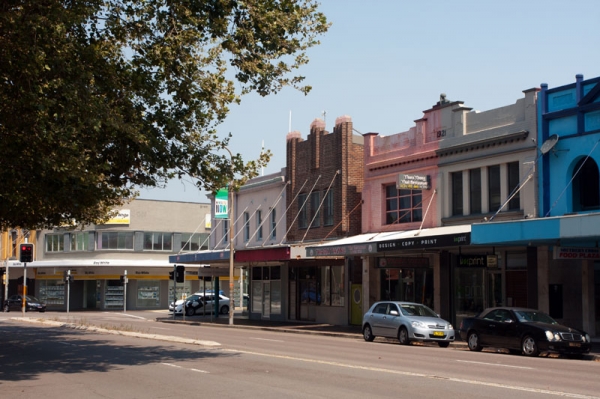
[438, 342, 450, 348]
[220, 305, 229, 315]
[467, 331, 483, 351]
[3, 303, 9, 312]
[398, 327, 410, 345]
[363, 324, 375, 342]
[522, 335, 539, 357]
[186, 306, 195, 317]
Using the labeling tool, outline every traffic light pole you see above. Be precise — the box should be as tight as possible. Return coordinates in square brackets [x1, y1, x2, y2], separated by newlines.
[22, 263, 27, 315]
[66, 270, 71, 314]
[172, 264, 177, 320]
[123, 270, 127, 313]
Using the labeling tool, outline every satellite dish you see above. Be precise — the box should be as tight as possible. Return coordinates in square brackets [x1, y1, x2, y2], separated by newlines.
[540, 134, 559, 155]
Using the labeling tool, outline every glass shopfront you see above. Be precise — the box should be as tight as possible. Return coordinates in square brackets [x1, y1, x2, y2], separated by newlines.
[136, 280, 160, 308]
[378, 257, 433, 308]
[454, 254, 502, 329]
[38, 280, 65, 306]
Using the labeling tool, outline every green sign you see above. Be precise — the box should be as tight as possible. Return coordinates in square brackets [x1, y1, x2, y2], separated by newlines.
[214, 188, 229, 219]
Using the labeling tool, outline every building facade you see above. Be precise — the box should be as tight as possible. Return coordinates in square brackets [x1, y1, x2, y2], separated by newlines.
[286, 116, 364, 325]
[308, 89, 539, 328]
[3, 199, 211, 311]
[473, 74, 600, 337]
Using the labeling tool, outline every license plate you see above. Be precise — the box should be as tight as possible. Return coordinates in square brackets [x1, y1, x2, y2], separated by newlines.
[569, 342, 581, 347]
[433, 331, 444, 337]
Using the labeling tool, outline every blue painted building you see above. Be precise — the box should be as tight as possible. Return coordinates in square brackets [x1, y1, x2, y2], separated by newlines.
[473, 75, 600, 336]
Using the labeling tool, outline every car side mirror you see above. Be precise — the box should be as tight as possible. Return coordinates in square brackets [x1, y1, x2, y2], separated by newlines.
[390, 310, 399, 316]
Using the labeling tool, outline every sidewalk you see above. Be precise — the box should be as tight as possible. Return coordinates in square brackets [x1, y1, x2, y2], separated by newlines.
[157, 313, 600, 360]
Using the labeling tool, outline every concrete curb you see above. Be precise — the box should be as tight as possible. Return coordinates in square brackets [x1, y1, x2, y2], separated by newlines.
[13, 317, 221, 347]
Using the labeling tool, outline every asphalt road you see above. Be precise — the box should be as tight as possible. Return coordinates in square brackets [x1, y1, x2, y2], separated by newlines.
[1, 311, 600, 399]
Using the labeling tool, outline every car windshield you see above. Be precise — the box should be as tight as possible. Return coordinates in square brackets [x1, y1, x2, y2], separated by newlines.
[514, 310, 558, 324]
[25, 296, 41, 302]
[399, 304, 438, 317]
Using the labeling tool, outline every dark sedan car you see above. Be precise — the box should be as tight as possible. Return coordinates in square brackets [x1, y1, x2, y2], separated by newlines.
[3, 295, 47, 313]
[459, 307, 591, 356]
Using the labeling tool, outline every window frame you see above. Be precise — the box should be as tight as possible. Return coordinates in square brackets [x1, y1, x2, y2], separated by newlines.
[99, 231, 134, 250]
[298, 193, 308, 229]
[45, 234, 65, 253]
[243, 212, 250, 242]
[256, 210, 263, 241]
[143, 232, 173, 251]
[385, 184, 423, 224]
[310, 191, 321, 227]
[469, 168, 482, 214]
[488, 165, 501, 212]
[70, 232, 90, 252]
[323, 191, 334, 226]
[451, 171, 463, 216]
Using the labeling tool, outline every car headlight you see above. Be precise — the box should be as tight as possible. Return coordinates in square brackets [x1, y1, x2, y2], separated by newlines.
[411, 321, 426, 328]
[545, 331, 561, 341]
[584, 334, 590, 343]
[447, 324, 453, 330]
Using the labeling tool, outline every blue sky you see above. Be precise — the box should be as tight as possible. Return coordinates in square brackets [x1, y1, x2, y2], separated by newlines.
[138, 0, 600, 203]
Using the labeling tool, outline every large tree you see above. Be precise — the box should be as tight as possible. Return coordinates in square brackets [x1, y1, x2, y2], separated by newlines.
[0, 0, 328, 230]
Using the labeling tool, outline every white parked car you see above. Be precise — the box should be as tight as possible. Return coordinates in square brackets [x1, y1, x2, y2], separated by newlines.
[169, 293, 230, 316]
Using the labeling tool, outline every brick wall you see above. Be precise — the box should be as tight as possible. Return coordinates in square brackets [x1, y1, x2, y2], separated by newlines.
[286, 116, 363, 243]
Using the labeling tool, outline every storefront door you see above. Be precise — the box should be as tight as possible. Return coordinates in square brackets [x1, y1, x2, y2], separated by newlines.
[454, 267, 485, 329]
[262, 281, 271, 318]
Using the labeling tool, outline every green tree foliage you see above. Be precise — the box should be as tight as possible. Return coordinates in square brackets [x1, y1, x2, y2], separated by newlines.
[0, 0, 328, 229]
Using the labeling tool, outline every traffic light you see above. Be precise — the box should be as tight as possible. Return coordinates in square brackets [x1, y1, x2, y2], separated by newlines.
[175, 265, 185, 283]
[19, 243, 34, 263]
[169, 270, 174, 280]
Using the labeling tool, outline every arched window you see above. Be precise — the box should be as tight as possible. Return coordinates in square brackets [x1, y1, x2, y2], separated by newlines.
[573, 157, 600, 211]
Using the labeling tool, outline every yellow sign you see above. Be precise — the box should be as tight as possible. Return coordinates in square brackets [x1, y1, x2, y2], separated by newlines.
[104, 209, 131, 225]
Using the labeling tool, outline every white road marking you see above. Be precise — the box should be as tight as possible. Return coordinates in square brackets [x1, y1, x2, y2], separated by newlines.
[161, 363, 209, 373]
[219, 349, 598, 399]
[455, 360, 534, 369]
[103, 312, 148, 320]
[250, 338, 285, 342]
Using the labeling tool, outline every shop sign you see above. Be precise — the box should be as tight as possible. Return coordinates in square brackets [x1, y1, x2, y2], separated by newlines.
[377, 257, 429, 268]
[214, 188, 229, 219]
[553, 246, 600, 260]
[104, 209, 130, 225]
[377, 233, 470, 251]
[458, 254, 497, 268]
[397, 174, 430, 190]
[307, 243, 376, 257]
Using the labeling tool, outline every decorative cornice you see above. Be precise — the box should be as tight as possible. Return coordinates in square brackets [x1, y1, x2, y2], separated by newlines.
[436, 130, 529, 158]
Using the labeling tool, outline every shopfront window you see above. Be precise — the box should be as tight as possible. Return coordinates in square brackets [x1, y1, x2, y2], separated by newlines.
[136, 280, 160, 308]
[251, 266, 282, 316]
[380, 266, 433, 308]
[320, 265, 345, 307]
[168, 281, 192, 302]
[105, 280, 124, 308]
[38, 280, 65, 305]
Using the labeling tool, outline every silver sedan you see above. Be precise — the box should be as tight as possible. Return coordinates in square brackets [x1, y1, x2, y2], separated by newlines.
[362, 301, 455, 347]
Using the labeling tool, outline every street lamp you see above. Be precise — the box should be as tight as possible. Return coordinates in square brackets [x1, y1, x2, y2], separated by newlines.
[219, 145, 236, 326]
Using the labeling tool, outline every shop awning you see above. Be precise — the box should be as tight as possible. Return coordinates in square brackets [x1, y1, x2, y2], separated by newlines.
[5, 259, 175, 268]
[169, 249, 230, 264]
[306, 225, 471, 257]
[471, 212, 600, 246]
